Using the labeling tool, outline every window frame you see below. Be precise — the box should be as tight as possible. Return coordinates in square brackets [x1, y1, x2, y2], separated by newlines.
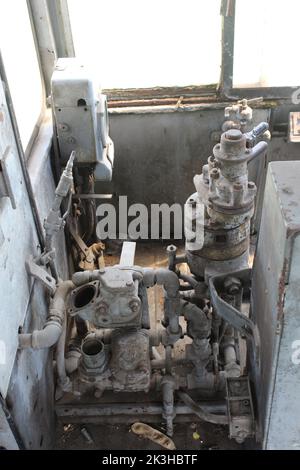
[218, 0, 300, 101]
[26, 0, 300, 112]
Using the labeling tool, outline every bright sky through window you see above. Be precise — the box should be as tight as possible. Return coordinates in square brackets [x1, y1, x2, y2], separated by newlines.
[68, 0, 222, 89]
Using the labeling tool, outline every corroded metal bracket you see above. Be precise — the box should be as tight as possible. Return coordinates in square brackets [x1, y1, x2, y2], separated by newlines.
[209, 268, 260, 366]
[226, 376, 255, 443]
[26, 257, 56, 295]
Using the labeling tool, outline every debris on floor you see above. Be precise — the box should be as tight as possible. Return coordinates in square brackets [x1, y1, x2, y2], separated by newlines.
[131, 422, 176, 450]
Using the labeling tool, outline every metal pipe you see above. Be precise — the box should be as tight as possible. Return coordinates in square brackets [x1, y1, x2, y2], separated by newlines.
[222, 325, 241, 377]
[142, 268, 180, 298]
[179, 273, 198, 288]
[161, 376, 176, 437]
[56, 402, 228, 422]
[56, 312, 70, 390]
[19, 280, 74, 349]
[65, 348, 81, 374]
[247, 141, 268, 163]
[151, 357, 190, 369]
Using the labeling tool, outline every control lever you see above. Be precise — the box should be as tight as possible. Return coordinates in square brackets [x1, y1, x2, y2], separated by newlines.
[245, 122, 270, 148]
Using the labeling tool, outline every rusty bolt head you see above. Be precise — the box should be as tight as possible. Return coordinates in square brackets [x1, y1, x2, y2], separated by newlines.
[233, 183, 243, 191]
[224, 276, 242, 295]
[98, 303, 108, 315]
[210, 168, 220, 179]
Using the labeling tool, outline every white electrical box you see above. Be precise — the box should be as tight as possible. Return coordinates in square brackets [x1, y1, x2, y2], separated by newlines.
[51, 58, 114, 180]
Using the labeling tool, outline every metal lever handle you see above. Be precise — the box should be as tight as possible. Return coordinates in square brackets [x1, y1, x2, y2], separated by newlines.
[245, 122, 269, 147]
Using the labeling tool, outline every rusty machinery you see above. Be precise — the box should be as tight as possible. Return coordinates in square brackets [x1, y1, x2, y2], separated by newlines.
[21, 66, 271, 445]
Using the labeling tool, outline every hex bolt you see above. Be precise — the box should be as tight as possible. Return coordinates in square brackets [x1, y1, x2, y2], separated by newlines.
[208, 155, 217, 170]
[210, 168, 220, 179]
[224, 277, 242, 295]
[248, 182, 256, 190]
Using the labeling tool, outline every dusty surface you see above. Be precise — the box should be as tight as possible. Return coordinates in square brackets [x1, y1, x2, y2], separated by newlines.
[54, 241, 252, 450]
[55, 421, 243, 450]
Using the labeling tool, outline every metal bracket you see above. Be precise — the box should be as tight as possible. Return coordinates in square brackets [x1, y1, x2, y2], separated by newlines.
[68, 223, 105, 270]
[26, 257, 56, 294]
[209, 268, 260, 366]
[0, 146, 16, 209]
[226, 376, 255, 443]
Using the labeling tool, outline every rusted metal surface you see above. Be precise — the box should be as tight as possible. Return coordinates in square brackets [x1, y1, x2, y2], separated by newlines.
[105, 84, 217, 102]
[226, 376, 255, 443]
